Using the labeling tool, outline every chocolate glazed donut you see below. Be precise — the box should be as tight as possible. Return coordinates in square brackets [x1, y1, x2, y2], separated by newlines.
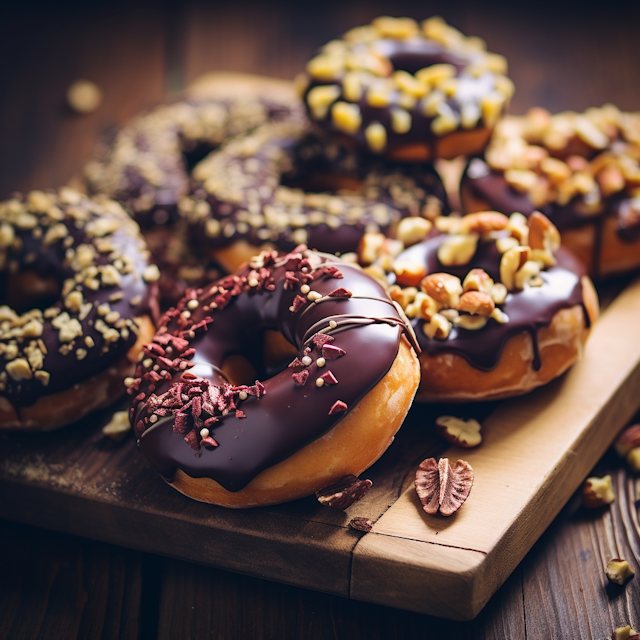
[0, 188, 158, 430]
[129, 246, 420, 507]
[179, 118, 448, 274]
[460, 106, 640, 278]
[299, 16, 514, 162]
[364, 211, 599, 402]
[84, 73, 305, 306]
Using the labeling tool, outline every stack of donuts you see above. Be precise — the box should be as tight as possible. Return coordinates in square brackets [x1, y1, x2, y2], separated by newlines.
[5, 14, 629, 509]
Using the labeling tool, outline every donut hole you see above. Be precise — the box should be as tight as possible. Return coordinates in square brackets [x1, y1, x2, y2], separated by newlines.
[378, 40, 466, 75]
[2, 270, 62, 313]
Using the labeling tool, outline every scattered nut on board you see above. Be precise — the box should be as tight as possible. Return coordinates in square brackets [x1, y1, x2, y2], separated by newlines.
[612, 625, 640, 640]
[102, 410, 131, 441]
[606, 558, 635, 585]
[316, 474, 372, 510]
[581, 475, 615, 508]
[415, 457, 474, 516]
[349, 517, 373, 532]
[435, 415, 482, 448]
[66, 79, 103, 114]
[614, 424, 640, 473]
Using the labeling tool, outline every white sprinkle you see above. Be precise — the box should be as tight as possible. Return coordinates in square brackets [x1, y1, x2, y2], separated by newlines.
[200, 428, 210, 438]
[248, 278, 259, 287]
[316, 378, 324, 387]
[300, 284, 310, 294]
[149, 414, 158, 423]
[316, 357, 326, 367]
[302, 356, 312, 366]
[124, 377, 135, 387]
[239, 391, 248, 400]
[307, 291, 322, 301]
[143, 358, 153, 368]
[187, 299, 199, 310]
[329, 320, 337, 329]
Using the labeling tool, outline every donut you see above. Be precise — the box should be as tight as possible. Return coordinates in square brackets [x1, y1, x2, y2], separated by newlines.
[128, 245, 420, 507]
[84, 73, 303, 226]
[298, 16, 514, 162]
[0, 188, 158, 430]
[179, 118, 448, 273]
[460, 105, 640, 278]
[358, 211, 599, 402]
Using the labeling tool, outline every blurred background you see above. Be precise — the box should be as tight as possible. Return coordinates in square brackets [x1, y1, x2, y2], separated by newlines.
[2, 0, 639, 198]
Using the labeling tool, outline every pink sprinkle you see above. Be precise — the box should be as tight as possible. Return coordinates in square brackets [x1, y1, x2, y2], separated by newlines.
[319, 370, 338, 385]
[292, 370, 309, 386]
[201, 436, 219, 447]
[184, 429, 199, 450]
[289, 295, 307, 313]
[288, 357, 305, 368]
[312, 334, 334, 349]
[329, 400, 348, 415]
[235, 409, 246, 419]
[328, 288, 352, 298]
[323, 344, 346, 360]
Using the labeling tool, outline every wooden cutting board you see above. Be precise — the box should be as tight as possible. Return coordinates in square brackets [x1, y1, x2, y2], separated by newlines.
[2, 276, 640, 621]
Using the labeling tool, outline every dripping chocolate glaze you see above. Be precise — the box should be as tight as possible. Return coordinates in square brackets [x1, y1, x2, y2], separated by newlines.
[134, 250, 414, 492]
[399, 234, 587, 371]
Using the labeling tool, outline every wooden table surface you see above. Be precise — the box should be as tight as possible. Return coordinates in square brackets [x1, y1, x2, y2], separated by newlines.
[1, 1, 640, 638]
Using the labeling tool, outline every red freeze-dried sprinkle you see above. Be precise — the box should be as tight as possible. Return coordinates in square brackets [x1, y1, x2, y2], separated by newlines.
[329, 400, 348, 415]
[312, 333, 334, 349]
[201, 436, 219, 447]
[328, 288, 352, 298]
[288, 357, 304, 368]
[292, 370, 309, 386]
[290, 295, 307, 313]
[235, 409, 246, 419]
[322, 344, 346, 360]
[184, 429, 199, 450]
[319, 370, 338, 385]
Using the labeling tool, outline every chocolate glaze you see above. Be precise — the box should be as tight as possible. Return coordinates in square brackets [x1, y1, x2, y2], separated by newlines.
[184, 121, 448, 256]
[0, 190, 158, 408]
[131, 248, 415, 492]
[398, 234, 587, 371]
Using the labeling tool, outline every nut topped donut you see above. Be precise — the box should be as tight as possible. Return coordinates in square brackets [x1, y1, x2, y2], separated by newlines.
[298, 16, 513, 161]
[359, 211, 599, 402]
[0, 188, 158, 430]
[129, 246, 420, 507]
[461, 105, 640, 277]
[85, 73, 303, 226]
[179, 118, 448, 273]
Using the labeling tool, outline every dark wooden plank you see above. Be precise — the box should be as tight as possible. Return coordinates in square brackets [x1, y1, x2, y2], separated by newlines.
[521, 458, 640, 640]
[0, 520, 142, 640]
[156, 555, 524, 640]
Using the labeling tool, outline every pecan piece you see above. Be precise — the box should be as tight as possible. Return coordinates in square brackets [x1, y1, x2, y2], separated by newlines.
[582, 475, 615, 508]
[349, 517, 373, 532]
[435, 416, 482, 448]
[415, 457, 474, 516]
[316, 475, 372, 509]
[460, 211, 509, 234]
[456, 291, 495, 317]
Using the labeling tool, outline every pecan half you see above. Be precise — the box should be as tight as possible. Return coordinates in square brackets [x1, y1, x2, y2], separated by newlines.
[316, 475, 372, 509]
[415, 457, 474, 516]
